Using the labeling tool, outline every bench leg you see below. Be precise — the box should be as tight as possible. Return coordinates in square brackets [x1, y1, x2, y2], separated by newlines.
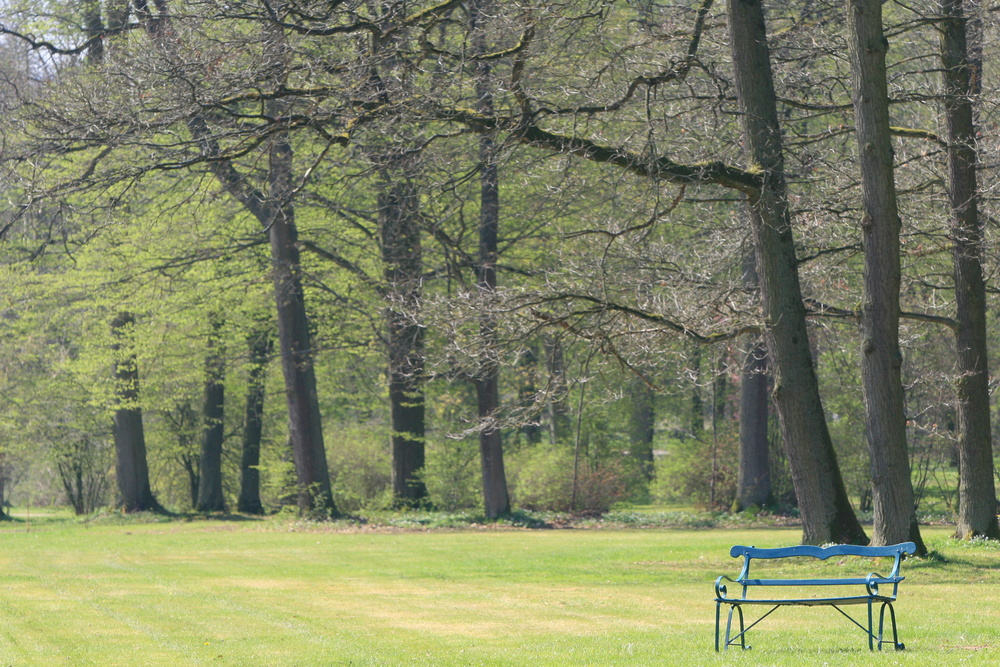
[867, 600, 874, 651]
[723, 605, 747, 651]
[715, 602, 721, 652]
[878, 602, 904, 651]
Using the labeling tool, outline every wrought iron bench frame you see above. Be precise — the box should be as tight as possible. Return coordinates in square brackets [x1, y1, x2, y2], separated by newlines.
[714, 542, 916, 652]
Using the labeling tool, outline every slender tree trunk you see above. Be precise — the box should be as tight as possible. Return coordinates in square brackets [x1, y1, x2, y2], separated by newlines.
[110, 312, 161, 513]
[736, 245, 771, 510]
[379, 176, 430, 506]
[627, 377, 656, 479]
[847, 0, 925, 552]
[0, 455, 6, 519]
[689, 344, 705, 438]
[238, 329, 270, 515]
[182, 453, 199, 508]
[727, 0, 866, 544]
[517, 344, 542, 445]
[262, 25, 335, 515]
[544, 336, 571, 444]
[737, 342, 771, 509]
[940, 0, 1000, 539]
[196, 317, 226, 512]
[268, 138, 335, 514]
[471, 0, 510, 519]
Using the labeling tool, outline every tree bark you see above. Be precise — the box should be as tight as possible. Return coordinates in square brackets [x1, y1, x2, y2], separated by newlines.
[736, 244, 771, 510]
[689, 344, 705, 438]
[379, 177, 430, 506]
[627, 377, 656, 479]
[517, 344, 542, 446]
[262, 26, 336, 516]
[471, 0, 510, 519]
[728, 0, 866, 544]
[847, 0, 925, 552]
[268, 135, 336, 514]
[737, 341, 771, 509]
[543, 336, 571, 444]
[238, 329, 270, 515]
[196, 317, 226, 512]
[0, 454, 7, 520]
[940, 0, 1000, 540]
[110, 312, 161, 513]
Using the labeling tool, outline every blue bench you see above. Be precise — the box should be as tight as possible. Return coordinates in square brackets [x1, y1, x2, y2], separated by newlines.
[714, 542, 916, 651]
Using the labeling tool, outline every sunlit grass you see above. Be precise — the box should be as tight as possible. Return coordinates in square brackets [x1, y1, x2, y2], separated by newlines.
[0, 516, 996, 665]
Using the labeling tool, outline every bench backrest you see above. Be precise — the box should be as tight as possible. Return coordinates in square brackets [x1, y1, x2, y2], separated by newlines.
[729, 542, 916, 582]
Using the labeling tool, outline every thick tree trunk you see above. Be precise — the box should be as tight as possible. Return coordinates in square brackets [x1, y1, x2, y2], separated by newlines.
[379, 178, 430, 506]
[471, 0, 510, 519]
[940, 0, 1000, 539]
[110, 313, 161, 513]
[196, 317, 226, 512]
[847, 0, 925, 552]
[238, 330, 270, 515]
[728, 0, 866, 544]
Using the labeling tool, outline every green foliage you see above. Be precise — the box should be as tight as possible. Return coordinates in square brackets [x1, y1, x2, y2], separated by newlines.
[510, 446, 642, 512]
[650, 434, 738, 511]
[327, 424, 392, 513]
[421, 437, 481, 512]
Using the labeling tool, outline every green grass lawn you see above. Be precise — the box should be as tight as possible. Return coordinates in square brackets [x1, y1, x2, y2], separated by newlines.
[0, 516, 997, 665]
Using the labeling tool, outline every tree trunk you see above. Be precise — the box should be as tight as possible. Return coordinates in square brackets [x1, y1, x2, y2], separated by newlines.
[689, 344, 705, 438]
[543, 336, 572, 445]
[940, 0, 1000, 539]
[471, 0, 510, 520]
[181, 453, 199, 508]
[727, 0, 866, 544]
[379, 177, 430, 506]
[268, 138, 336, 515]
[737, 340, 771, 509]
[196, 317, 226, 512]
[262, 25, 335, 515]
[110, 312, 161, 513]
[847, 0, 925, 552]
[238, 329, 270, 515]
[517, 344, 542, 445]
[0, 454, 6, 519]
[627, 377, 656, 480]
[736, 245, 771, 510]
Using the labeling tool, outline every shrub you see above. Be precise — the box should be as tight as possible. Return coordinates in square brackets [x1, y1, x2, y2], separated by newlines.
[327, 424, 392, 512]
[650, 433, 738, 510]
[421, 437, 481, 511]
[511, 446, 639, 512]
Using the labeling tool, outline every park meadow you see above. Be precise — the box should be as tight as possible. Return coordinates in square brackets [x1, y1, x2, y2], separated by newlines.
[0, 512, 998, 666]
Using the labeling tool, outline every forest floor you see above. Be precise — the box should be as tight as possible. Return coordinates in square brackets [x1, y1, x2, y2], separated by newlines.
[0, 512, 996, 665]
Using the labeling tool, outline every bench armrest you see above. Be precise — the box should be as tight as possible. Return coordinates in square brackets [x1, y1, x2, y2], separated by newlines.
[865, 572, 902, 597]
[715, 575, 738, 600]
